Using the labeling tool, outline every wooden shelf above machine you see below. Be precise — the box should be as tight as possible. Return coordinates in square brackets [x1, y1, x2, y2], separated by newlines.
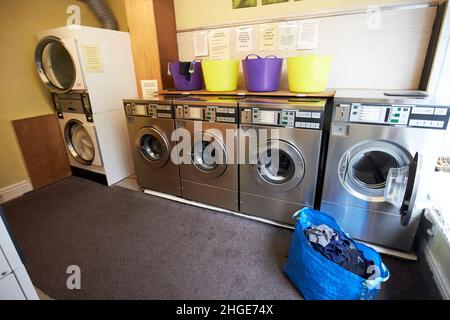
[159, 89, 336, 99]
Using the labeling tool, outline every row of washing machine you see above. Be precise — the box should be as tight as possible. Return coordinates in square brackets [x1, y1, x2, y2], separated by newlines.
[33, 26, 450, 253]
[124, 92, 450, 253]
[124, 96, 329, 226]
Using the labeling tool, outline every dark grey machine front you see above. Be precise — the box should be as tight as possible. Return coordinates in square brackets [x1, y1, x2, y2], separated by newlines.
[239, 98, 327, 225]
[174, 96, 240, 212]
[321, 90, 450, 252]
[124, 98, 182, 197]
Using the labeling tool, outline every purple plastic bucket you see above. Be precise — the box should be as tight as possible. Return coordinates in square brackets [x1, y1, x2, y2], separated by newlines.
[242, 55, 283, 92]
[169, 60, 204, 91]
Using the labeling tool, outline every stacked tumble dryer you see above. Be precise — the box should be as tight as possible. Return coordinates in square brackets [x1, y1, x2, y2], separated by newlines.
[35, 26, 138, 185]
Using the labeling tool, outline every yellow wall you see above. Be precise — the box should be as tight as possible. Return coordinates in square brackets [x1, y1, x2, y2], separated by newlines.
[0, 0, 128, 189]
[174, 0, 433, 29]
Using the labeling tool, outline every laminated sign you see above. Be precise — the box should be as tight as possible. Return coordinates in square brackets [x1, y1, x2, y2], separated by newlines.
[81, 45, 104, 73]
[236, 26, 253, 52]
[278, 21, 299, 50]
[297, 19, 320, 50]
[141, 80, 159, 99]
[208, 29, 231, 60]
[259, 24, 278, 51]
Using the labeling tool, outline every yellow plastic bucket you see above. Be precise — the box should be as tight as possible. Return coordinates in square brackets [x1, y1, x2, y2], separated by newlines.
[287, 55, 332, 93]
[202, 60, 239, 92]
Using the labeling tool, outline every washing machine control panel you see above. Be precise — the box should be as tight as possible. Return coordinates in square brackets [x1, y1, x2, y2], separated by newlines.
[242, 108, 323, 129]
[124, 103, 174, 119]
[340, 103, 450, 129]
[53, 92, 92, 117]
[175, 105, 237, 124]
[349, 104, 410, 125]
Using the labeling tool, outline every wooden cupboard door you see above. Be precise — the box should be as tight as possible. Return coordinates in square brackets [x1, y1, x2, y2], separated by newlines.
[124, 0, 179, 96]
[12, 114, 71, 189]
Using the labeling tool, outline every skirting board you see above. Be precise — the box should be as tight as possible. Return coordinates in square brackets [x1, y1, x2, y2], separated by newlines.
[358, 241, 417, 261]
[419, 231, 450, 300]
[0, 181, 33, 204]
[143, 189, 418, 260]
[143, 189, 293, 230]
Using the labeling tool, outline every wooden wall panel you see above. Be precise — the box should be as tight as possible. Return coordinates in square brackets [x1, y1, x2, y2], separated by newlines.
[153, 0, 179, 89]
[12, 114, 71, 189]
[125, 0, 179, 96]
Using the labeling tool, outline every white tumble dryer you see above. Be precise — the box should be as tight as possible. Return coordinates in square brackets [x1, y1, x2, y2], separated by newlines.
[58, 112, 103, 171]
[35, 26, 138, 185]
[35, 26, 138, 114]
[57, 106, 133, 186]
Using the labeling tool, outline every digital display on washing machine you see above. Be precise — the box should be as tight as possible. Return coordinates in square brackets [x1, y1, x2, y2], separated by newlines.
[350, 104, 410, 125]
[184, 106, 204, 120]
[134, 105, 148, 116]
[255, 110, 279, 125]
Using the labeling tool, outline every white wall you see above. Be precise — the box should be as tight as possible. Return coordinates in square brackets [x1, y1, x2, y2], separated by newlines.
[177, 5, 437, 90]
[174, 0, 436, 30]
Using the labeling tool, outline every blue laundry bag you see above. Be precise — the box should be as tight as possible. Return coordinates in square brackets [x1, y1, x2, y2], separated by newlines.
[284, 208, 390, 300]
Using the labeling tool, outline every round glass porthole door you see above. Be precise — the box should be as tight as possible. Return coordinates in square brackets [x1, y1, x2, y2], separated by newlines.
[191, 132, 227, 179]
[35, 36, 76, 92]
[338, 140, 411, 202]
[64, 120, 95, 166]
[255, 140, 305, 193]
[135, 127, 170, 168]
[352, 151, 399, 189]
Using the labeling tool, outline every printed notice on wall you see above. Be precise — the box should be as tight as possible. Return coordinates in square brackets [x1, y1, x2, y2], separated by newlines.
[208, 29, 231, 60]
[297, 19, 320, 50]
[193, 31, 209, 57]
[141, 80, 158, 99]
[259, 23, 278, 51]
[278, 21, 298, 50]
[236, 26, 253, 52]
[81, 45, 103, 73]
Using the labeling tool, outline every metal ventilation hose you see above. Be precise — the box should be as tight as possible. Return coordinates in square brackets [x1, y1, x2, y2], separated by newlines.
[84, 0, 119, 30]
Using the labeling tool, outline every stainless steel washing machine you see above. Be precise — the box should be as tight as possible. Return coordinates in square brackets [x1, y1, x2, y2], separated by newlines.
[124, 98, 181, 196]
[239, 98, 327, 225]
[321, 90, 450, 252]
[174, 96, 239, 211]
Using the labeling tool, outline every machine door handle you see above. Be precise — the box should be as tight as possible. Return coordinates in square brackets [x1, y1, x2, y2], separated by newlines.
[400, 152, 421, 227]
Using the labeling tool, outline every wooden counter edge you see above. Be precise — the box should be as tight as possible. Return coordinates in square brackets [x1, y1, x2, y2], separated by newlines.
[159, 89, 336, 98]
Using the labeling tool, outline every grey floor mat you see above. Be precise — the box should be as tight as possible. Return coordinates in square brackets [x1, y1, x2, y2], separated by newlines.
[2, 177, 442, 300]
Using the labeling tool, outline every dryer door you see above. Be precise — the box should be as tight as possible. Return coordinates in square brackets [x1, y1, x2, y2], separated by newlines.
[191, 132, 228, 179]
[135, 127, 170, 169]
[35, 36, 85, 93]
[253, 140, 306, 193]
[64, 120, 101, 167]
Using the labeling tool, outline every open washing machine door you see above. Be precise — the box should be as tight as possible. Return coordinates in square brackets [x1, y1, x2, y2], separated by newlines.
[339, 140, 422, 226]
[384, 153, 422, 226]
[35, 36, 86, 93]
